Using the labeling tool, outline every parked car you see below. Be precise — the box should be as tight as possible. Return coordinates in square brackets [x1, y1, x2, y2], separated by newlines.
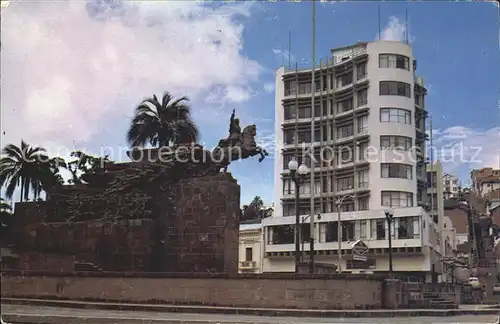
[468, 277, 480, 288]
[493, 283, 500, 294]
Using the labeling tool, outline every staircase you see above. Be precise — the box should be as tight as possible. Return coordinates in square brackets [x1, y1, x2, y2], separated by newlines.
[423, 292, 458, 309]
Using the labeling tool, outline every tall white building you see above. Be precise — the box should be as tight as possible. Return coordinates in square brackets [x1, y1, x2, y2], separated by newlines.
[264, 40, 444, 281]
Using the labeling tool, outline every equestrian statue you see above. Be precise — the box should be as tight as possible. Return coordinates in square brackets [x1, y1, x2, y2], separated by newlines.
[212, 109, 269, 172]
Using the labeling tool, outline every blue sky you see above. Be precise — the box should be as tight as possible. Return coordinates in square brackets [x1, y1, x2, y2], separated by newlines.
[1, 1, 499, 205]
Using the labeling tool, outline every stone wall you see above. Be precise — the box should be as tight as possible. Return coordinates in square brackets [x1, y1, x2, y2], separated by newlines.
[8, 173, 240, 273]
[161, 173, 240, 273]
[0, 272, 382, 310]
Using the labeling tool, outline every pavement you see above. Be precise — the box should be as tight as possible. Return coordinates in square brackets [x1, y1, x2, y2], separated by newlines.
[1, 304, 500, 324]
[1, 298, 500, 321]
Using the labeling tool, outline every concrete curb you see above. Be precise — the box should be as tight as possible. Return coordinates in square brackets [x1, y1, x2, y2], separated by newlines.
[2, 298, 500, 318]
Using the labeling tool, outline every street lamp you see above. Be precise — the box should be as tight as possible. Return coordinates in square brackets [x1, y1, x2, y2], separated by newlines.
[301, 214, 322, 272]
[384, 208, 394, 278]
[289, 157, 309, 273]
[335, 194, 354, 274]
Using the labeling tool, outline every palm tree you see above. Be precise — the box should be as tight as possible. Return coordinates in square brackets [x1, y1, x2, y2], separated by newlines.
[126, 92, 199, 148]
[0, 141, 49, 202]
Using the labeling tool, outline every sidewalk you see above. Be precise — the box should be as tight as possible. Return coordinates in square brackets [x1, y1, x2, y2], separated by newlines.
[2, 297, 500, 318]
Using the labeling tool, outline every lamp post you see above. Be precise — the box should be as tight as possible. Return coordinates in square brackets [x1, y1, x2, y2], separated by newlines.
[335, 194, 354, 274]
[289, 158, 309, 273]
[384, 208, 394, 278]
[301, 214, 322, 272]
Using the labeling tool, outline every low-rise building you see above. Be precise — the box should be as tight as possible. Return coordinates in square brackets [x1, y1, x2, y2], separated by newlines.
[238, 220, 263, 273]
[262, 206, 442, 282]
[442, 173, 460, 200]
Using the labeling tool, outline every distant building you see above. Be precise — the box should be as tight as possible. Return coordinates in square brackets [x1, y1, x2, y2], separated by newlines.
[471, 168, 500, 197]
[238, 220, 263, 273]
[442, 173, 460, 199]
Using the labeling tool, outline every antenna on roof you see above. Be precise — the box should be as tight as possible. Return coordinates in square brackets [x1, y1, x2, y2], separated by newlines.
[378, 4, 381, 41]
[405, 7, 409, 44]
[288, 30, 292, 69]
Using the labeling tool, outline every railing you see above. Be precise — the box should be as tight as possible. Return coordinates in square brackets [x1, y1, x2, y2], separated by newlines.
[282, 47, 367, 73]
[238, 261, 256, 269]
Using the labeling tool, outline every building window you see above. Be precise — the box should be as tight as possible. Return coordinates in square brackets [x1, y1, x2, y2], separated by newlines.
[284, 80, 297, 96]
[284, 104, 297, 120]
[379, 81, 411, 98]
[357, 89, 368, 106]
[282, 178, 295, 195]
[338, 146, 354, 164]
[271, 225, 294, 244]
[357, 169, 369, 189]
[336, 73, 353, 87]
[381, 191, 414, 208]
[358, 142, 368, 161]
[380, 108, 411, 124]
[357, 115, 368, 133]
[282, 203, 295, 216]
[398, 217, 414, 239]
[342, 221, 355, 241]
[356, 63, 367, 80]
[297, 130, 311, 144]
[284, 129, 294, 145]
[298, 106, 311, 119]
[380, 135, 412, 150]
[336, 98, 353, 114]
[358, 197, 369, 211]
[336, 124, 354, 139]
[337, 176, 354, 191]
[360, 220, 368, 239]
[298, 82, 311, 95]
[245, 247, 253, 261]
[325, 222, 338, 242]
[283, 155, 294, 170]
[381, 163, 413, 179]
[379, 54, 410, 70]
[374, 219, 386, 240]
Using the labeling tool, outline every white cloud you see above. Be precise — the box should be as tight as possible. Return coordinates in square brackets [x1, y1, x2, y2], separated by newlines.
[0, 0, 263, 152]
[263, 83, 275, 93]
[272, 48, 295, 65]
[376, 16, 415, 43]
[431, 126, 500, 172]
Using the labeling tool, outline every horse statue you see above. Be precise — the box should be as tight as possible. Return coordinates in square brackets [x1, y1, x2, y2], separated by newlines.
[212, 120, 269, 172]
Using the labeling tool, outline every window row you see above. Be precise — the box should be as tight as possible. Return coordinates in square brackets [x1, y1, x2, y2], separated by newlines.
[282, 170, 369, 196]
[381, 163, 413, 180]
[380, 135, 413, 151]
[381, 191, 414, 208]
[283, 116, 368, 145]
[283, 89, 367, 120]
[283, 63, 367, 96]
[380, 108, 411, 125]
[267, 216, 421, 245]
[282, 196, 369, 217]
[379, 54, 410, 71]
[379, 81, 411, 98]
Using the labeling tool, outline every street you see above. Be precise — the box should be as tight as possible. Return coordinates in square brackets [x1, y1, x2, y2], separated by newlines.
[1, 304, 499, 324]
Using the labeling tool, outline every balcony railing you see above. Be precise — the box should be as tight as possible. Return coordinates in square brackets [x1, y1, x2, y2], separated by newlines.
[238, 260, 256, 269]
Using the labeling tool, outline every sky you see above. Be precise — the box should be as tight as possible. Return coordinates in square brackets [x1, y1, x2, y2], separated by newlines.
[0, 0, 499, 206]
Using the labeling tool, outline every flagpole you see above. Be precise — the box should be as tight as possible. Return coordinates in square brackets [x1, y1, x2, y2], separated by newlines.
[309, 0, 316, 274]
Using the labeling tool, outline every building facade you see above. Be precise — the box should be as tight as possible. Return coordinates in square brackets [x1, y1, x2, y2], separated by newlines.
[238, 222, 263, 273]
[267, 40, 443, 281]
[442, 173, 460, 199]
[471, 168, 500, 197]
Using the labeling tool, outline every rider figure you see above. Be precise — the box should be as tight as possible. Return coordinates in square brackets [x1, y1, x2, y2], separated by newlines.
[228, 109, 242, 146]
